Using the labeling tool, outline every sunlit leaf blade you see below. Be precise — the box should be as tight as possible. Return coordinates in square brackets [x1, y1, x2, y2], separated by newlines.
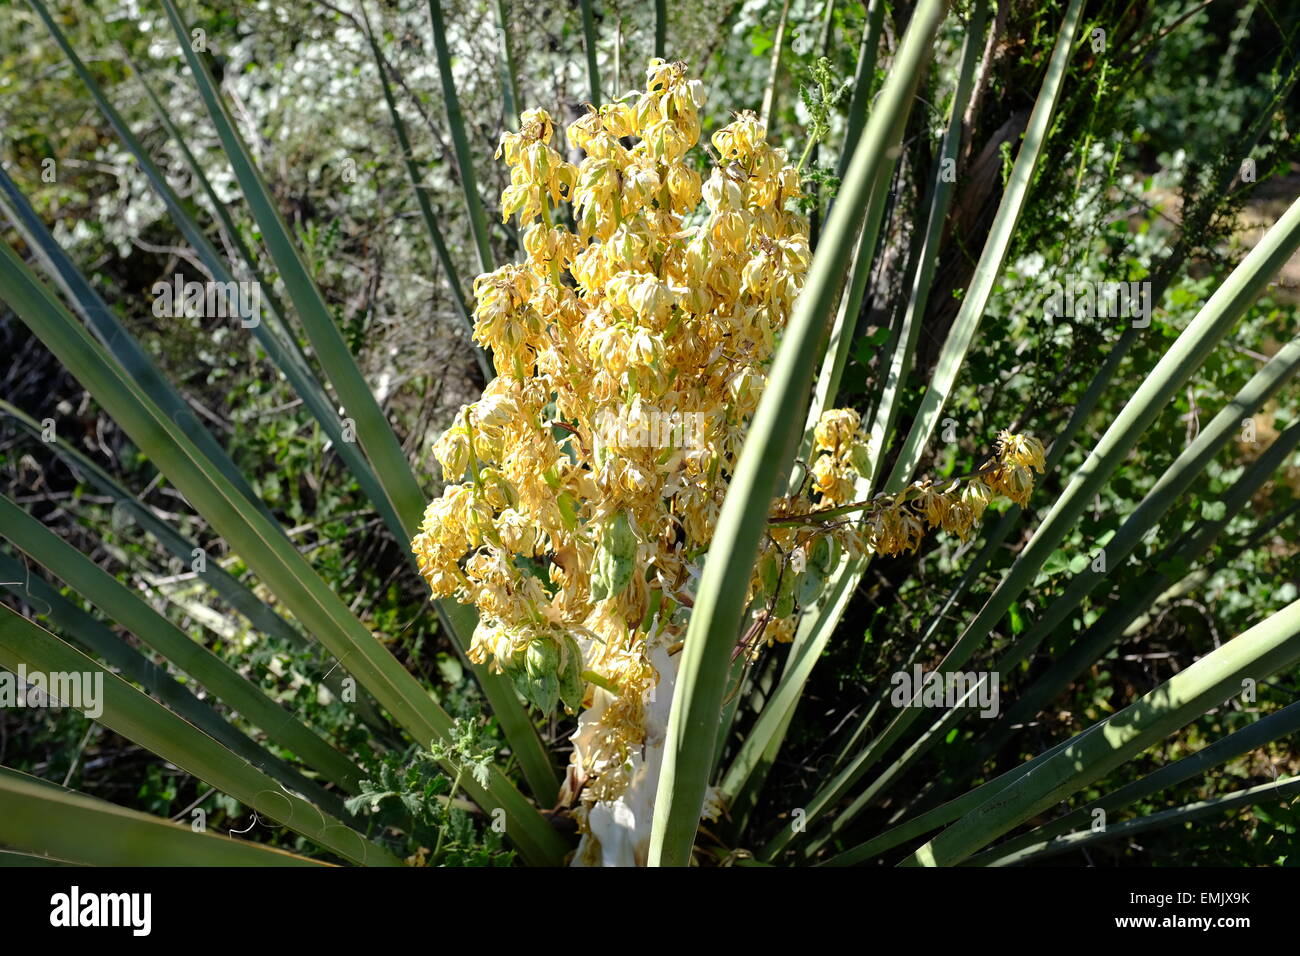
[969, 701, 1300, 867]
[989, 777, 1300, 866]
[426, 0, 496, 275]
[0, 550, 347, 814]
[0, 608, 398, 865]
[357, 0, 489, 379]
[0, 767, 328, 867]
[994, 420, 1300, 743]
[0, 398, 384, 728]
[0, 493, 365, 794]
[905, 597, 1300, 865]
[834, 0, 886, 185]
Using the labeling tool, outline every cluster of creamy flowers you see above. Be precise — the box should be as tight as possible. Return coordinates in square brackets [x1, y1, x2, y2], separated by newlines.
[749, 421, 1045, 656]
[806, 420, 1046, 545]
[411, 60, 1043, 809]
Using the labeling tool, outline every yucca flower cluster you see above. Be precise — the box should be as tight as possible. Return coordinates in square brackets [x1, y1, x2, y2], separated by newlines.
[803, 421, 1047, 544]
[411, 60, 1044, 819]
[752, 421, 1045, 658]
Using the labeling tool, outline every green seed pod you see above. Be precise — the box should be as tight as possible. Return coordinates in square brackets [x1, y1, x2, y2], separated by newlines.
[525, 638, 559, 681]
[504, 657, 533, 704]
[825, 535, 841, 571]
[849, 440, 873, 479]
[556, 491, 580, 530]
[558, 634, 585, 713]
[757, 551, 780, 598]
[507, 639, 558, 714]
[797, 565, 825, 606]
[593, 511, 637, 601]
[808, 535, 836, 575]
[529, 672, 560, 715]
[774, 563, 797, 618]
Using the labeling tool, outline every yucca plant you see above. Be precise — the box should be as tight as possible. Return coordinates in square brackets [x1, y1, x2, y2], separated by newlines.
[0, 0, 1297, 869]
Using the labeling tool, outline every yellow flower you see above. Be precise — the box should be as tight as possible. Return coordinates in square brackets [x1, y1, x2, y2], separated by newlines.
[990, 463, 1035, 507]
[913, 481, 951, 528]
[997, 430, 1047, 472]
[814, 408, 862, 456]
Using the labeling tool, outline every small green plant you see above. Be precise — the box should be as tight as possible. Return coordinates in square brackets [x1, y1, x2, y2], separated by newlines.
[792, 56, 849, 214]
[346, 718, 513, 866]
